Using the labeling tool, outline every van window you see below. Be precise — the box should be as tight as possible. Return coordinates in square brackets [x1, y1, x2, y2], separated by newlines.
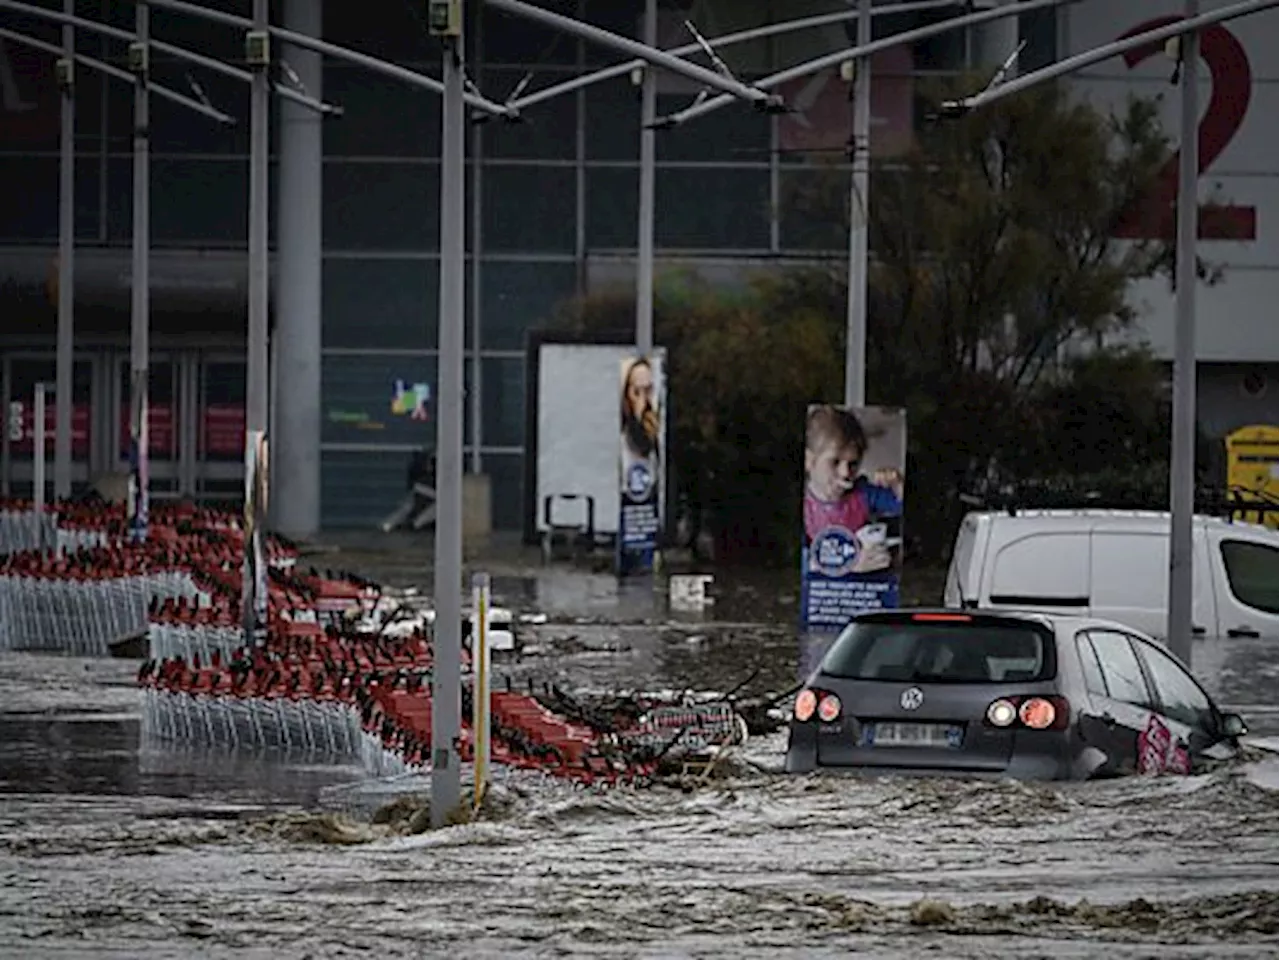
[988, 531, 1090, 607]
[1220, 541, 1278, 614]
[1085, 630, 1153, 707]
[1132, 639, 1216, 734]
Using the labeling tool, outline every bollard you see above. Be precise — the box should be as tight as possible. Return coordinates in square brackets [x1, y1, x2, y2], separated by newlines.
[471, 571, 491, 813]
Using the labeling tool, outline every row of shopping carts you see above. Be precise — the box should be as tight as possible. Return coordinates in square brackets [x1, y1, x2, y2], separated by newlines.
[0, 505, 59, 555]
[3, 495, 750, 787]
[0, 568, 158, 655]
[0, 498, 315, 655]
[140, 687, 363, 756]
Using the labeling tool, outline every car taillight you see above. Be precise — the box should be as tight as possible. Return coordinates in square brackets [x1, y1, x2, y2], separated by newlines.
[794, 689, 817, 722]
[817, 693, 842, 723]
[1018, 697, 1057, 730]
[984, 695, 1071, 731]
[986, 698, 1018, 727]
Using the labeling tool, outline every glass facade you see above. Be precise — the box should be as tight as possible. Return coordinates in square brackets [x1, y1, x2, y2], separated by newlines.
[0, 0, 1055, 529]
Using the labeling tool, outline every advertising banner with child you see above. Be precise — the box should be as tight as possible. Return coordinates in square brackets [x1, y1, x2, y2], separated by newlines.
[617, 354, 666, 577]
[800, 404, 907, 633]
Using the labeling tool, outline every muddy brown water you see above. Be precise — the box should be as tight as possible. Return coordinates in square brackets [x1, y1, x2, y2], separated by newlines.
[0, 553, 1276, 958]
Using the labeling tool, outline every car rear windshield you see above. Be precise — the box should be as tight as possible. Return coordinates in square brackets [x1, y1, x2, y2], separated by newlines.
[820, 620, 1056, 684]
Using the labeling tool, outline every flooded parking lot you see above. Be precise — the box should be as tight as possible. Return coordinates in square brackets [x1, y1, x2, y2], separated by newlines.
[0, 562, 1276, 959]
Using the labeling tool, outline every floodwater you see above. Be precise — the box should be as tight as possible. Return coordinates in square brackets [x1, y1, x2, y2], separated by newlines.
[0, 561, 1277, 959]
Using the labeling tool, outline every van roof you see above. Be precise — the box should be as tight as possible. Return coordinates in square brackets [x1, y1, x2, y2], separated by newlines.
[965, 508, 1272, 534]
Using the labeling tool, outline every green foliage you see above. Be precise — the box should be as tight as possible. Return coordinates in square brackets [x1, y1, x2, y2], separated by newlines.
[555, 83, 1195, 563]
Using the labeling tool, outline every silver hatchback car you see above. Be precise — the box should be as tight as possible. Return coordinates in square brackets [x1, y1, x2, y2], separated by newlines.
[785, 609, 1248, 780]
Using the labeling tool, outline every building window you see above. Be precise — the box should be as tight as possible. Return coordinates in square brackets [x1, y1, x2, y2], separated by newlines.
[323, 259, 441, 351]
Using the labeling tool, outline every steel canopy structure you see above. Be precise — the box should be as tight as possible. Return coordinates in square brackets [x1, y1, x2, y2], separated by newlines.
[0, 23, 236, 121]
[647, 0, 1075, 408]
[496, 0, 962, 116]
[0, 7, 238, 505]
[654, 0, 1076, 128]
[0, 0, 341, 114]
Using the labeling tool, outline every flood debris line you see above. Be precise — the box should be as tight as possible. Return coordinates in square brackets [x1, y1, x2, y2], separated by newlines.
[785, 891, 1279, 942]
[903, 891, 1280, 942]
[0, 499, 770, 791]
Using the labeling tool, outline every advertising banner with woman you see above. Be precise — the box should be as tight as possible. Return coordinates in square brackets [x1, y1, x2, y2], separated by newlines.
[617, 354, 666, 577]
[800, 405, 907, 634]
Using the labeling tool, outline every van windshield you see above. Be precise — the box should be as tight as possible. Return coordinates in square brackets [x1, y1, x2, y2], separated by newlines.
[821, 621, 1056, 684]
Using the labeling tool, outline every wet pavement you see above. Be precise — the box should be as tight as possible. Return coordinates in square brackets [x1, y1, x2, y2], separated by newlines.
[0, 552, 1276, 958]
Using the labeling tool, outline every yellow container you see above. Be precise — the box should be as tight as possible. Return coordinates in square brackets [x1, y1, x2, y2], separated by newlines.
[1225, 424, 1278, 529]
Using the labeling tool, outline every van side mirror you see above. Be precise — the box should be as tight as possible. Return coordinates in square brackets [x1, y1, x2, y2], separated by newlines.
[1221, 713, 1248, 739]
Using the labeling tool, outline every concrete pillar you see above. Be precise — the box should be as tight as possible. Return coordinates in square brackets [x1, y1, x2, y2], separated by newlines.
[972, 0, 1020, 72]
[272, 0, 323, 537]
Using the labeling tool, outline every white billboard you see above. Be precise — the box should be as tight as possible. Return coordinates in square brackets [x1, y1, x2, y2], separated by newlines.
[532, 342, 668, 538]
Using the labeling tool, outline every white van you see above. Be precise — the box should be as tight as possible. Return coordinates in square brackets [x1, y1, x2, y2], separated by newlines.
[943, 510, 1279, 641]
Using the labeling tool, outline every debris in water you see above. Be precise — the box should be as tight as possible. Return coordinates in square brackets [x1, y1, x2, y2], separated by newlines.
[370, 794, 427, 827]
[909, 898, 956, 926]
[253, 812, 382, 846]
[182, 918, 216, 938]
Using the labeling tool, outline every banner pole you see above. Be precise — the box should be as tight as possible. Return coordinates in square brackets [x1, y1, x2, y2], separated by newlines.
[471, 571, 490, 814]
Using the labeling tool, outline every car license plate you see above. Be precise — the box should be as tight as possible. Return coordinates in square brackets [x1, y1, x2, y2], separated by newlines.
[864, 722, 963, 748]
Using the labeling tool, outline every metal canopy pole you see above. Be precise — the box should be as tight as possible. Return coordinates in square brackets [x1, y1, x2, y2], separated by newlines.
[0, 27, 235, 122]
[53, 0, 73, 502]
[469, 12, 485, 477]
[844, 0, 871, 410]
[1167, 0, 1200, 667]
[635, 0, 656, 357]
[660, 0, 1076, 126]
[431, 7, 467, 830]
[142, 0, 511, 116]
[485, 0, 779, 108]
[128, 1, 150, 542]
[502, 0, 960, 114]
[243, 0, 271, 642]
[0, 0, 338, 115]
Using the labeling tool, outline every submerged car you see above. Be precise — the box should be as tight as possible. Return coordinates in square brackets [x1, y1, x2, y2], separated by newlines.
[786, 609, 1248, 780]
